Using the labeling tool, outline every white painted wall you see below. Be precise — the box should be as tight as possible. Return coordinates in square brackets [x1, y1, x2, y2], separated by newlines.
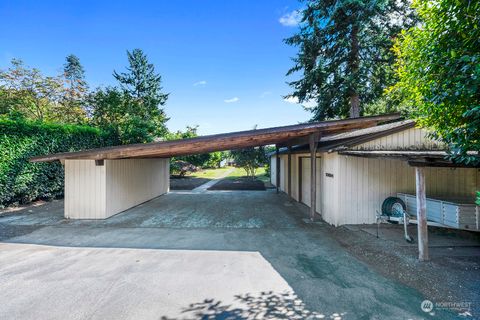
[65, 158, 169, 219]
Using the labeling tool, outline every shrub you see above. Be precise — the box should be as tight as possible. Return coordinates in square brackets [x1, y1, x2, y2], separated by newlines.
[0, 118, 112, 207]
[230, 147, 267, 178]
[170, 160, 197, 177]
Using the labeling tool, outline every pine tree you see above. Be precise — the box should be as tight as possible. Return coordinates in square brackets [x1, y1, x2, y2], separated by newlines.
[62, 54, 88, 123]
[113, 49, 168, 122]
[108, 49, 169, 140]
[285, 0, 414, 120]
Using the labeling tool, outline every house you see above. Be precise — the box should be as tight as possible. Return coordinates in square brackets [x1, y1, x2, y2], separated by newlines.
[31, 113, 478, 261]
[31, 113, 399, 220]
[270, 120, 480, 228]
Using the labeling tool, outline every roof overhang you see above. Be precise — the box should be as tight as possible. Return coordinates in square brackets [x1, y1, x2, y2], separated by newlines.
[30, 113, 401, 163]
[339, 150, 480, 168]
[271, 119, 416, 155]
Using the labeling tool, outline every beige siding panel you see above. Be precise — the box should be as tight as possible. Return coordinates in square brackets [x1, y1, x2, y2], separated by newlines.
[329, 157, 480, 226]
[270, 156, 277, 186]
[353, 128, 443, 150]
[65, 160, 106, 219]
[64, 158, 169, 219]
[321, 153, 340, 225]
[279, 156, 286, 191]
[290, 155, 299, 201]
[105, 159, 169, 218]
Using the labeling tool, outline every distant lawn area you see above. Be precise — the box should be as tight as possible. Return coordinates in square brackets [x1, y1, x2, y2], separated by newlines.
[223, 167, 269, 183]
[189, 167, 233, 179]
[172, 166, 271, 191]
[207, 166, 270, 191]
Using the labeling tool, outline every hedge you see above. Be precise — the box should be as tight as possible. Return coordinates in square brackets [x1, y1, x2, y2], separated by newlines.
[0, 119, 113, 208]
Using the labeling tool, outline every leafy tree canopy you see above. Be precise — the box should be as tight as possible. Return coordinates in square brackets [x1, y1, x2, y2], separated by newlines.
[285, 0, 414, 120]
[391, 0, 480, 164]
[166, 126, 226, 168]
[0, 59, 66, 122]
[89, 49, 170, 144]
[230, 147, 267, 178]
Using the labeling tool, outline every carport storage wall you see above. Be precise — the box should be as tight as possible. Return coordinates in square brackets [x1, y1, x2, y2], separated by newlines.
[271, 127, 480, 226]
[65, 159, 169, 219]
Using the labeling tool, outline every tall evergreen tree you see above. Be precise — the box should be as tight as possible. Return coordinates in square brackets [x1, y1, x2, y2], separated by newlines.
[62, 54, 88, 123]
[113, 49, 168, 126]
[89, 49, 169, 143]
[285, 0, 414, 120]
[64, 54, 86, 92]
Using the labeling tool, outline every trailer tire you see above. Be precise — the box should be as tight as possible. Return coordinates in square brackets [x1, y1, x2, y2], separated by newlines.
[381, 197, 407, 217]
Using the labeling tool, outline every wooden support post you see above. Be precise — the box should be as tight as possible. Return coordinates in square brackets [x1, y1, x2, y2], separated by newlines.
[287, 147, 292, 197]
[275, 146, 280, 194]
[309, 133, 320, 221]
[415, 167, 429, 261]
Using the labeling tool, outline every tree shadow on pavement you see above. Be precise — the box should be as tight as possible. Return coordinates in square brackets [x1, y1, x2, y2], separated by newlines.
[161, 291, 345, 320]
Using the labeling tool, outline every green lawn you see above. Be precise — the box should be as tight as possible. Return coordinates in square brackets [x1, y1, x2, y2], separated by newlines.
[188, 167, 232, 179]
[188, 166, 270, 182]
[223, 167, 269, 182]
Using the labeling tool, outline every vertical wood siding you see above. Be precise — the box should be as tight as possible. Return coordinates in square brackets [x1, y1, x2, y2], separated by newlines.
[65, 160, 106, 219]
[105, 158, 169, 218]
[64, 158, 169, 219]
[352, 128, 443, 150]
[270, 156, 277, 186]
[333, 155, 480, 225]
[271, 152, 479, 226]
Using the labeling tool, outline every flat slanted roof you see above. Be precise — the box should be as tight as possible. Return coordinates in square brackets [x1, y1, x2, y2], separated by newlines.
[30, 113, 400, 162]
[272, 119, 415, 155]
[339, 150, 480, 168]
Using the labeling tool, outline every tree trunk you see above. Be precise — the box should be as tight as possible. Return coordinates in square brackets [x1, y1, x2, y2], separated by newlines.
[349, 24, 360, 118]
[350, 94, 360, 118]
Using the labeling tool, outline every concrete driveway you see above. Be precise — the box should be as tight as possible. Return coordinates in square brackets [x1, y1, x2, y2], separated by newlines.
[0, 190, 453, 319]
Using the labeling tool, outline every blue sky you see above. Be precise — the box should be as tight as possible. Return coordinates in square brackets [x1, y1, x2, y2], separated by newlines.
[0, 0, 311, 135]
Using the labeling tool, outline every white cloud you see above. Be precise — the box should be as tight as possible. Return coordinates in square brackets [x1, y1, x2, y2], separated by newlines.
[260, 91, 272, 98]
[284, 96, 316, 109]
[279, 10, 302, 27]
[224, 97, 239, 103]
[193, 80, 207, 87]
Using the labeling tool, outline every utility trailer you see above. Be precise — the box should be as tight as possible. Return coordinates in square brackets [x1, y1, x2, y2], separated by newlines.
[397, 193, 479, 231]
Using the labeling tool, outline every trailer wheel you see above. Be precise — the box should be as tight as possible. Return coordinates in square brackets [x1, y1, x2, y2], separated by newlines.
[381, 197, 406, 217]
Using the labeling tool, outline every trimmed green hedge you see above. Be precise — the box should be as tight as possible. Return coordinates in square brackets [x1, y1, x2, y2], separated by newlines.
[0, 119, 113, 207]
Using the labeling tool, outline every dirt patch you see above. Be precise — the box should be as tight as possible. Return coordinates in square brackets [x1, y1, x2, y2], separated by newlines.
[328, 224, 480, 317]
[169, 177, 211, 190]
[208, 177, 266, 191]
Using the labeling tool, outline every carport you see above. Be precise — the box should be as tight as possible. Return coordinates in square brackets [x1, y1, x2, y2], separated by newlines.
[30, 114, 399, 220]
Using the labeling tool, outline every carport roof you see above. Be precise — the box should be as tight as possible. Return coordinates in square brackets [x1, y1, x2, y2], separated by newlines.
[272, 119, 416, 155]
[30, 113, 400, 162]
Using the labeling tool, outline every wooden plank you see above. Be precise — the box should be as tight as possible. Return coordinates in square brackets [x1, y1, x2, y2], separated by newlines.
[309, 132, 321, 221]
[415, 167, 429, 261]
[30, 113, 401, 162]
[276, 146, 280, 194]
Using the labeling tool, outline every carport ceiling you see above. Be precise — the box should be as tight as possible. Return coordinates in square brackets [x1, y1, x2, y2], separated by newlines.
[31, 113, 400, 162]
